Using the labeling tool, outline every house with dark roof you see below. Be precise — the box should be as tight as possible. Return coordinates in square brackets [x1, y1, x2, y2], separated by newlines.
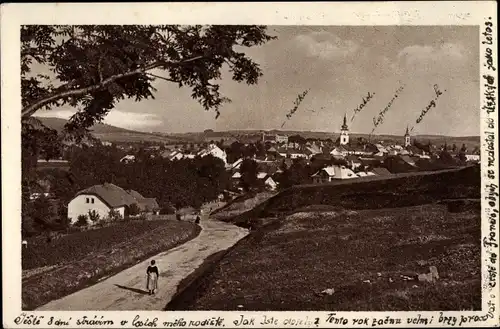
[67, 183, 159, 224]
[311, 165, 357, 183]
[371, 167, 392, 176]
[345, 155, 363, 169]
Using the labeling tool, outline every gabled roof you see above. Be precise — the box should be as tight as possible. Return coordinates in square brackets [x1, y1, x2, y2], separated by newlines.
[77, 183, 138, 208]
[312, 166, 336, 177]
[372, 167, 391, 176]
[400, 155, 417, 166]
[346, 155, 362, 162]
[138, 198, 160, 211]
[127, 189, 145, 200]
[257, 172, 268, 179]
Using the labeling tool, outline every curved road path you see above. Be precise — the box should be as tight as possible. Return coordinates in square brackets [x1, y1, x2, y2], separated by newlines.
[37, 216, 248, 311]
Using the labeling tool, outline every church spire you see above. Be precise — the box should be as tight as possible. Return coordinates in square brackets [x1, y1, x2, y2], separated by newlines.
[404, 125, 411, 147]
[339, 113, 349, 145]
[341, 113, 348, 130]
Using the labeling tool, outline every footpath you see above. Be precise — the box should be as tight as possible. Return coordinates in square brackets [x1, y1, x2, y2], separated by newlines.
[37, 216, 248, 311]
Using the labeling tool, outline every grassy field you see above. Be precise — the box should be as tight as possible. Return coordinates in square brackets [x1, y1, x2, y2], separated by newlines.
[168, 203, 481, 311]
[22, 219, 200, 310]
[232, 166, 480, 229]
[211, 191, 277, 222]
[167, 166, 481, 311]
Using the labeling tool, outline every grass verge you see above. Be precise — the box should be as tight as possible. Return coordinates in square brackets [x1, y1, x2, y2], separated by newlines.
[22, 220, 200, 310]
[169, 204, 480, 311]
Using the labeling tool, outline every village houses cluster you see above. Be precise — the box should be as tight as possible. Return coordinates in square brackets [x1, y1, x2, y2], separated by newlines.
[35, 114, 480, 226]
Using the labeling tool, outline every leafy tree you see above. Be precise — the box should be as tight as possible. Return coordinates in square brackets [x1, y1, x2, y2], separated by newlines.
[439, 149, 456, 165]
[288, 134, 307, 145]
[458, 151, 467, 163]
[21, 25, 275, 136]
[279, 160, 310, 189]
[227, 141, 244, 163]
[242, 143, 257, 158]
[240, 158, 258, 191]
[24, 196, 55, 232]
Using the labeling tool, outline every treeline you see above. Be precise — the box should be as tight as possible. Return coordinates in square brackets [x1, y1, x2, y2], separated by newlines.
[22, 145, 231, 236]
[69, 145, 231, 209]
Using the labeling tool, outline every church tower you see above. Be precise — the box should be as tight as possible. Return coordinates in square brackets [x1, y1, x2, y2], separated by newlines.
[404, 126, 411, 147]
[340, 114, 349, 145]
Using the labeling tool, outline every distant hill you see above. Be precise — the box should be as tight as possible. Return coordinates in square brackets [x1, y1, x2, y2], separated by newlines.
[35, 117, 193, 144]
[36, 117, 133, 134]
[34, 117, 480, 148]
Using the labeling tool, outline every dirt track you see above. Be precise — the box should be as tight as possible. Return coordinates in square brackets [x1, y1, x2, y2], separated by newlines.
[37, 217, 248, 311]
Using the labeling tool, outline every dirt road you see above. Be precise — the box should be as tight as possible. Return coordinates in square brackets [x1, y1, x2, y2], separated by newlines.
[37, 217, 248, 311]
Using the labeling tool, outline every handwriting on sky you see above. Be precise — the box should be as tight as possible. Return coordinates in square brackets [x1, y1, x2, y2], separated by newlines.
[410, 84, 446, 132]
[281, 89, 310, 128]
[371, 85, 405, 134]
[351, 91, 375, 122]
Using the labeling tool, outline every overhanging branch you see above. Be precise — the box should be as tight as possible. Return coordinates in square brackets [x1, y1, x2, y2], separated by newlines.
[21, 55, 205, 118]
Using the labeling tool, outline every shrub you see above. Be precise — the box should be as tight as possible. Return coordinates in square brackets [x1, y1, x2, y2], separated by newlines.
[107, 209, 122, 221]
[128, 203, 141, 216]
[87, 210, 100, 222]
[160, 205, 176, 215]
[75, 214, 88, 227]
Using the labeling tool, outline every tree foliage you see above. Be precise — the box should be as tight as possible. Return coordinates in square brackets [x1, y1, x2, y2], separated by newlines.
[21, 25, 275, 137]
[239, 158, 258, 191]
[66, 146, 230, 209]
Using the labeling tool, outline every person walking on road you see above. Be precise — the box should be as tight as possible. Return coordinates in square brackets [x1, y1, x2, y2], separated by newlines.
[146, 260, 159, 295]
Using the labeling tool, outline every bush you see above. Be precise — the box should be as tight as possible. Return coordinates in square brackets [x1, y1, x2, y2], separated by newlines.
[107, 209, 122, 221]
[160, 205, 176, 215]
[87, 210, 100, 222]
[128, 203, 141, 216]
[75, 214, 88, 227]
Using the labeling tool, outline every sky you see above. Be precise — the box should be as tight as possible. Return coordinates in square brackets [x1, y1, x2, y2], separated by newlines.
[35, 25, 480, 136]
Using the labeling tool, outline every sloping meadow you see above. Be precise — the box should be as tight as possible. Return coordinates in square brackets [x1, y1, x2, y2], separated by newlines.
[168, 166, 481, 311]
[171, 204, 480, 311]
[232, 166, 480, 228]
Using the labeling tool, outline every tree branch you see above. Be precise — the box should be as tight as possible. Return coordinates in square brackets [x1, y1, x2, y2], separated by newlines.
[22, 55, 205, 118]
[144, 72, 177, 83]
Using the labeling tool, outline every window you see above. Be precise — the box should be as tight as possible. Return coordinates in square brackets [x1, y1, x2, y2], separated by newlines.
[91, 198, 95, 204]
[86, 198, 89, 203]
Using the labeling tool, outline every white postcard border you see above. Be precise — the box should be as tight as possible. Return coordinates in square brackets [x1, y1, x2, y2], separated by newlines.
[1, 2, 498, 328]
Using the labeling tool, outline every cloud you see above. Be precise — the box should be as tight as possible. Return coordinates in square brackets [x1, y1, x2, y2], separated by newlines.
[36, 109, 163, 130]
[295, 31, 360, 59]
[397, 42, 466, 65]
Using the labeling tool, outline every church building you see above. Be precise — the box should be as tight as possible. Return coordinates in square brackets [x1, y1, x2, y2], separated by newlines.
[340, 114, 349, 145]
[404, 126, 411, 147]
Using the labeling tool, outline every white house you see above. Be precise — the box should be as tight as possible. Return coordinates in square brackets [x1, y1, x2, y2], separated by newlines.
[465, 154, 480, 162]
[311, 165, 357, 183]
[257, 172, 278, 190]
[275, 134, 289, 144]
[197, 144, 228, 164]
[330, 146, 348, 157]
[120, 155, 136, 163]
[67, 183, 159, 225]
